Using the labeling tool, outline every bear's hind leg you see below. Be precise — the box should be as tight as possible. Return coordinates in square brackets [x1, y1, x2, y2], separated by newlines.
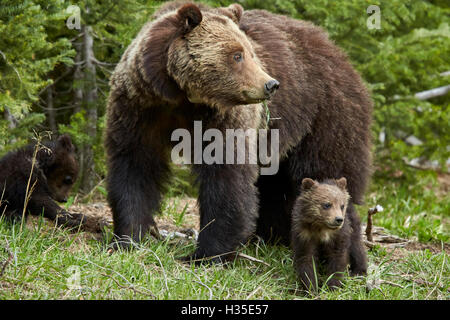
[347, 203, 368, 276]
[255, 163, 295, 246]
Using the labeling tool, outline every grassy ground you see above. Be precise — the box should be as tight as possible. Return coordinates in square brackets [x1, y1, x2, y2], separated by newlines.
[0, 168, 448, 300]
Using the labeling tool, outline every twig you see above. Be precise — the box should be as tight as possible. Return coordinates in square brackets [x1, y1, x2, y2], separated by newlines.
[182, 265, 213, 300]
[0, 238, 14, 277]
[20, 137, 43, 232]
[363, 239, 376, 249]
[134, 243, 169, 293]
[366, 205, 383, 242]
[379, 279, 404, 289]
[100, 272, 151, 297]
[246, 285, 262, 299]
[236, 252, 270, 267]
[92, 57, 117, 66]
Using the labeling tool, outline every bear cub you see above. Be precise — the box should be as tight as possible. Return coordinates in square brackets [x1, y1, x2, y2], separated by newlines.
[0, 135, 84, 228]
[291, 177, 366, 292]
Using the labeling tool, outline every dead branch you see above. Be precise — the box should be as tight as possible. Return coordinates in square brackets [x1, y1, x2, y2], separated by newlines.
[100, 272, 155, 298]
[415, 85, 450, 100]
[236, 252, 270, 267]
[366, 205, 383, 243]
[92, 57, 117, 67]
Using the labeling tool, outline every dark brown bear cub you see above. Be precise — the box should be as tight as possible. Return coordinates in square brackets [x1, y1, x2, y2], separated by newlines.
[0, 135, 84, 228]
[291, 177, 367, 292]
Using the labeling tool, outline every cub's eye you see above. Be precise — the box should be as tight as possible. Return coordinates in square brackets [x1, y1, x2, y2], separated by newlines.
[233, 52, 243, 62]
[341, 204, 345, 210]
[322, 203, 332, 210]
[63, 176, 73, 185]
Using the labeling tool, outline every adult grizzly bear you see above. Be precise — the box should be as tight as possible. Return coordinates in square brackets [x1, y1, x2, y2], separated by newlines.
[105, 2, 372, 262]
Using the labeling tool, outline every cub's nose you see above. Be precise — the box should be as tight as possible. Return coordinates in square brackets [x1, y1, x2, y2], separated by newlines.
[334, 217, 344, 225]
[264, 79, 280, 96]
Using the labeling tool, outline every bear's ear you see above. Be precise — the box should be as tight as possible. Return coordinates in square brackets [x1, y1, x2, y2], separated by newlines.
[177, 3, 202, 34]
[56, 134, 75, 153]
[301, 178, 317, 191]
[336, 177, 347, 190]
[227, 4, 243, 23]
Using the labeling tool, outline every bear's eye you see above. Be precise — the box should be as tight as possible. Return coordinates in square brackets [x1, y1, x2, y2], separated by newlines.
[322, 203, 332, 210]
[233, 52, 243, 62]
[341, 204, 345, 211]
[63, 176, 73, 185]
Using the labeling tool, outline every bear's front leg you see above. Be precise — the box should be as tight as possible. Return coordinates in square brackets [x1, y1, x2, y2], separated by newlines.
[323, 250, 348, 290]
[107, 149, 170, 249]
[189, 163, 259, 263]
[27, 192, 85, 228]
[292, 236, 320, 293]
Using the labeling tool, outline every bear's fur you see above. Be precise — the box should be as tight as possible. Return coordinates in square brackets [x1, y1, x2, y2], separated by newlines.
[291, 178, 367, 291]
[0, 135, 84, 228]
[105, 2, 372, 261]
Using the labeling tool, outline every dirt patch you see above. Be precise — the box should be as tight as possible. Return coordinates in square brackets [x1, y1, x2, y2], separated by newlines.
[436, 173, 450, 199]
[361, 223, 449, 262]
[65, 197, 199, 239]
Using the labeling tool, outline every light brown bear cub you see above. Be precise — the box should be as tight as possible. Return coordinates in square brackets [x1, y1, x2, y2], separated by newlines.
[291, 177, 367, 292]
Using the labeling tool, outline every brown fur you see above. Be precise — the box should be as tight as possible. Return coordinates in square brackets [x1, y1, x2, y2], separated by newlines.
[0, 135, 84, 228]
[105, 2, 372, 261]
[291, 178, 367, 292]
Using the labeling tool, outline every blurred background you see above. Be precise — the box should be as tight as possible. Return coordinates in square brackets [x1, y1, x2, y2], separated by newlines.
[1, 0, 448, 242]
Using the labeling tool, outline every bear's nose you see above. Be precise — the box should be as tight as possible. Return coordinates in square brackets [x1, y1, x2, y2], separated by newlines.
[264, 79, 280, 95]
[334, 217, 344, 225]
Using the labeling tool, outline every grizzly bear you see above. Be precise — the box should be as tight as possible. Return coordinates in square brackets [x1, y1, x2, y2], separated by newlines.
[0, 135, 84, 228]
[105, 2, 372, 262]
[291, 178, 367, 292]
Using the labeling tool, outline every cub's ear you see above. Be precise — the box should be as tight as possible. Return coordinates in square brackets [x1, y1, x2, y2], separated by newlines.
[301, 178, 317, 191]
[227, 4, 243, 23]
[336, 177, 347, 190]
[56, 134, 75, 153]
[177, 3, 202, 34]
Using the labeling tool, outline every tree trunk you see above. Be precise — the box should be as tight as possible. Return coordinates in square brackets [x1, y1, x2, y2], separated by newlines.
[78, 23, 98, 193]
[73, 41, 83, 114]
[46, 84, 57, 133]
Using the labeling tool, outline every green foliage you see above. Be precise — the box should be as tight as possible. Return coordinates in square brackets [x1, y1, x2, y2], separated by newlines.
[59, 111, 107, 180]
[231, 0, 450, 170]
[0, 0, 75, 153]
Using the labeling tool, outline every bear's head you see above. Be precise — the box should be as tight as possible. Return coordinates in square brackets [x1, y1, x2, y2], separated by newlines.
[143, 3, 279, 108]
[299, 177, 350, 231]
[41, 135, 79, 203]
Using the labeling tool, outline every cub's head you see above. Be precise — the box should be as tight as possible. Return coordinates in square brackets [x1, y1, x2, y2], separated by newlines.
[298, 178, 350, 230]
[143, 3, 279, 108]
[42, 135, 79, 203]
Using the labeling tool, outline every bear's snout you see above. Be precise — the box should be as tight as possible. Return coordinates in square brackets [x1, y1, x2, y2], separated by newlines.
[334, 216, 344, 226]
[264, 79, 280, 96]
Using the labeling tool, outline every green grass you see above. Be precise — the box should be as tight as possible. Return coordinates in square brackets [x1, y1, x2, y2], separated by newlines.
[0, 169, 448, 300]
[361, 169, 449, 243]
